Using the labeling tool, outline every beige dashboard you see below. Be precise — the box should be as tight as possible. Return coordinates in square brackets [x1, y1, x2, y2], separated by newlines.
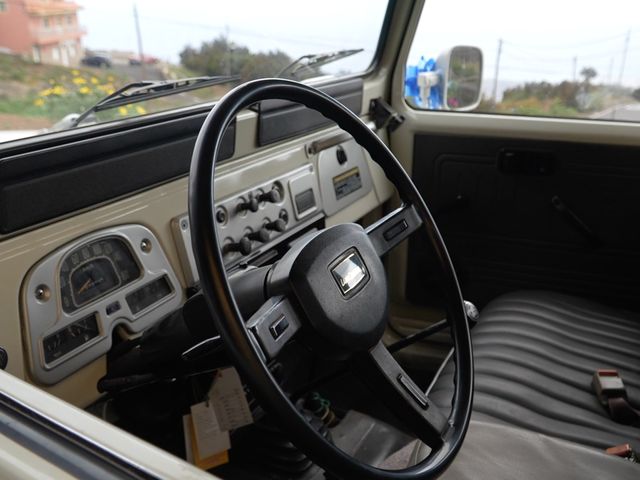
[1, 106, 394, 408]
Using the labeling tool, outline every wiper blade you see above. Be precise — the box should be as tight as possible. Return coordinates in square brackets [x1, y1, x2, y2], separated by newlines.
[277, 48, 364, 79]
[72, 75, 240, 127]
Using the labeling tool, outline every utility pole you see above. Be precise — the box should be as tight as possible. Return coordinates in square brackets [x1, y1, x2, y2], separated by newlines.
[225, 25, 231, 76]
[572, 56, 577, 82]
[133, 3, 145, 76]
[618, 29, 630, 85]
[491, 38, 503, 105]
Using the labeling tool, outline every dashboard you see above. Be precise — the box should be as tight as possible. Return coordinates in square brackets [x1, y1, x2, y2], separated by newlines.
[18, 136, 386, 389]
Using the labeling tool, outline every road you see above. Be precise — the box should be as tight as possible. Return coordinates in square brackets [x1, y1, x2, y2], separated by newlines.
[590, 103, 640, 121]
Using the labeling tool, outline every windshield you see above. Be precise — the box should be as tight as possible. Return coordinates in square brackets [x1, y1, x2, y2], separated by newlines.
[0, 0, 388, 144]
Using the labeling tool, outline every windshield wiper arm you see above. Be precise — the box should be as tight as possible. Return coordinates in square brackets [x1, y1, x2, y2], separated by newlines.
[71, 75, 240, 127]
[277, 48, 364, 79]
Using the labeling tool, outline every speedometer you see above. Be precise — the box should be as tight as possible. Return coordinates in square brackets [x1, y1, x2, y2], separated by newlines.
[60, 238, 141, 312]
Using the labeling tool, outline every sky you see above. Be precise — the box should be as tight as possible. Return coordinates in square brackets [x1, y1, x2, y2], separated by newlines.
[76, 0, 388, 74]
[77, 0, 640, 89]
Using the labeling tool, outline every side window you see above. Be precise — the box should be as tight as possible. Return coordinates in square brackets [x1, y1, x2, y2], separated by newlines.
[406, 0, 640, 122]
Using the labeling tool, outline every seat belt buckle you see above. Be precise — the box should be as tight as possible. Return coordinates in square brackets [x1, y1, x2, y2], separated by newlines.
[606, 444, 638, 463]
[592, 369, 626, 406]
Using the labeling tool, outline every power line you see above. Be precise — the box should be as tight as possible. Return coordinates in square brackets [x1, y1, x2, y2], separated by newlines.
[503, 32, 629, 50]
[137, 14, 361, 51]
[503, 42, 628, 62]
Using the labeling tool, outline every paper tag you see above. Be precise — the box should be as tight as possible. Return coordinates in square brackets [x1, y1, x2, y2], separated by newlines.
[183, 412, 229, 470]
[190, 401, 230, 458]
[209, 367, 254, 431]
[182, 415, 195, 464]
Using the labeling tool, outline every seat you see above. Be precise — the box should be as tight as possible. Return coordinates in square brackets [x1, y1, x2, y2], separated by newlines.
[430, 290, 640, 451]
[403, 420, 640, 480]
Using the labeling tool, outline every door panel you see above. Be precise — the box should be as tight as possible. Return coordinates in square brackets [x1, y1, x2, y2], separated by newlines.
[407, 133, 640, 310]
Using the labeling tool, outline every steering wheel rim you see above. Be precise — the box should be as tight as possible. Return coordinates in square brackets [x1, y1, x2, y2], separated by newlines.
[189, 78, 473, 479]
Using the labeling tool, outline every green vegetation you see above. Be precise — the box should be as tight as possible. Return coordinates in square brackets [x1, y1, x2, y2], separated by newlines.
[180, 36, 292, 80]
[478, 67, 635, 118]
[179, 36, 314, 81]
[0, 53, 132, 126]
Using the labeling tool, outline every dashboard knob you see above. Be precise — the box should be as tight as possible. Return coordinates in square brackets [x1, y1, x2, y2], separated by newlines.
[239, 194, 259, 213]
[248, 228, 270, 243]
[258, 188, 281, 204]
[0, 347, 7, 370]
[265, 218, 286, 233]
[226, 236, 252, 256]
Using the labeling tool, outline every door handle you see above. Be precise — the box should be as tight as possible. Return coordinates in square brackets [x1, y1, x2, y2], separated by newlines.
[498, 148, 556, 175]
[551, 195, 603, 247]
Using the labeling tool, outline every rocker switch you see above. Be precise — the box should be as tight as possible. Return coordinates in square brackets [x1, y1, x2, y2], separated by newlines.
[269, 315, 289, 340]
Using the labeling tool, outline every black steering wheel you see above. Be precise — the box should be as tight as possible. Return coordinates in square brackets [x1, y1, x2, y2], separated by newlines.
[189, 78, 473, 479]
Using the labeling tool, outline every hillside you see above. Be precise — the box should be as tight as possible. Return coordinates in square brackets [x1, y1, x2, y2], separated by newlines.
[0, 53, 131, 130]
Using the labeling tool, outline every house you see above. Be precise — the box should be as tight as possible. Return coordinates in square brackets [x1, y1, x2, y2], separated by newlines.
[0, 0, 85, 66]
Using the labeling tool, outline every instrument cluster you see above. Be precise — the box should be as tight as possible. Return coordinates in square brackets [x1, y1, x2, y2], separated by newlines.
[22, 225, 183, 385]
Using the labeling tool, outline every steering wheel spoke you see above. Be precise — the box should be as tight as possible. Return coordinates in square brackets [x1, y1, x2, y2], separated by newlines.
[355, 341, 448, 449]
[246, 295, 302, 362]
[366, 204, 422, 257]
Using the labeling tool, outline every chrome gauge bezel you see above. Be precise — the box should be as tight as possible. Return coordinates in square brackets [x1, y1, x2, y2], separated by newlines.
[22, 225, 183, 385]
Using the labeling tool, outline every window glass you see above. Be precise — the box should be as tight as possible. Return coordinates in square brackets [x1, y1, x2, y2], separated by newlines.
[0, 0, 388, 144]
[407, 0, 640, 122]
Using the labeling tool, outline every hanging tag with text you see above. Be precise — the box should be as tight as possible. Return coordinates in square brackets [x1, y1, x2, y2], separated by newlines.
[209, 367, 254, 431]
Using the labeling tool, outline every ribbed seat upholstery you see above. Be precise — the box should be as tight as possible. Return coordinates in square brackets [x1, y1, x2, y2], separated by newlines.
[430, 290, 640, 451]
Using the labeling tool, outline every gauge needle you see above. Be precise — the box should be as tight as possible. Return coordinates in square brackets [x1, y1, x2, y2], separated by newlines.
[77, 278, 93, 294]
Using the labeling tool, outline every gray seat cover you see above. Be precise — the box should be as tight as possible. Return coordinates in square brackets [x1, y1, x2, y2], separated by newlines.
[404, 420, 640, 480]
[431, 290, 640, 451]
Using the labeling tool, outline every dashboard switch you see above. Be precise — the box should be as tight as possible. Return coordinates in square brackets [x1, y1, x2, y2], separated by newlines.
[0, 348, 7, 370]
[265, 218, 286, 233]
[226, 236, 253, 256]
[269, 315, 289, 340]
[336, 145, 348, 165]
[239, 194, 259, 213]
[258, 188, 282, 204]
[248, 228, 270, 243]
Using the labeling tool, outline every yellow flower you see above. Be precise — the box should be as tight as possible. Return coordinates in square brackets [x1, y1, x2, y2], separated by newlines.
[107, 75, 114, 82]
[39, 88, 53, 97]
[79, 86, 91, 94]
[34, 98, 45, 107]
[118, 106, 128, 116]
[71, 69, 80, 76]
[97, 83, 114, 94]
[90, 77, 99, 85]
[72, 77, 86, 85]
[51, 85, 66, 95]
[135, 105, 147, 115]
